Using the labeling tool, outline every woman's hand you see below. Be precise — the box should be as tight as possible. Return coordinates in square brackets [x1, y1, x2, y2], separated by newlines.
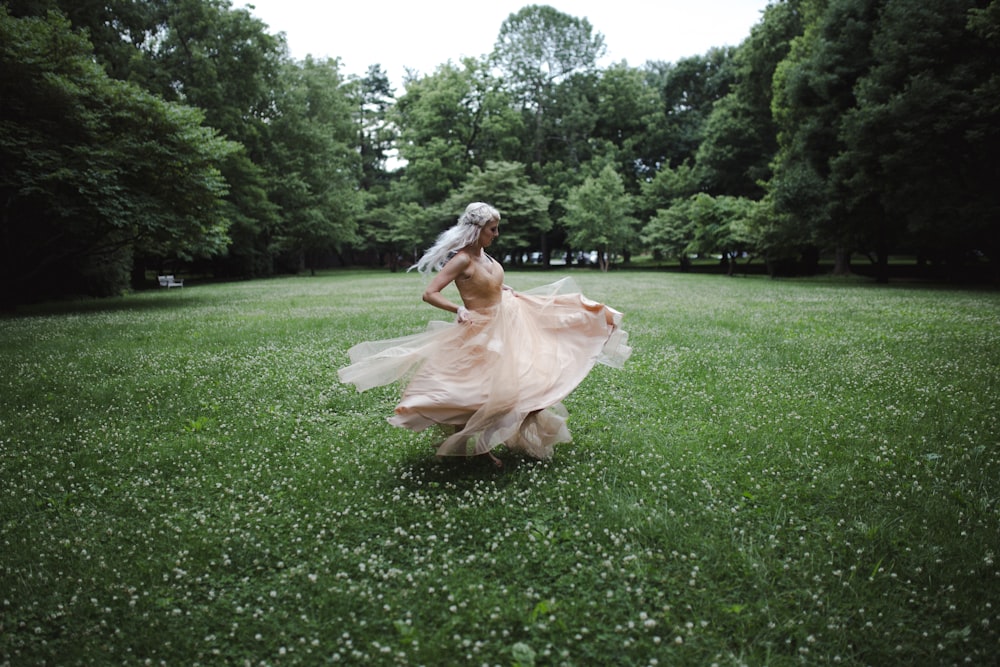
[456, 306, 471, 323]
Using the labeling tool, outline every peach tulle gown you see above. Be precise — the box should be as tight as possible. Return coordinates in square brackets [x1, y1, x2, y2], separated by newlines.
[338, 277, 631, 460]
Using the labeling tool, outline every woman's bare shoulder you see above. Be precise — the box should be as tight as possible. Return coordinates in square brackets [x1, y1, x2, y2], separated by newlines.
[446, 249, 472, 266]
[443, 249, 474, 274]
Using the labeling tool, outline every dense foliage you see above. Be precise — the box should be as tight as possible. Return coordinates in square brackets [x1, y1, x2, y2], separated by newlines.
[0, 6, 238, 306]
[2, 0, 998, 303]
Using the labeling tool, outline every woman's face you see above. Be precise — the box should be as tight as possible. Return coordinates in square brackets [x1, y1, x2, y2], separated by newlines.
[479, 218, 499, 247]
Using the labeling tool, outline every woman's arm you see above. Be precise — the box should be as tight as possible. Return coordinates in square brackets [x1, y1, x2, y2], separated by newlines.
[422, 252, 471, 315]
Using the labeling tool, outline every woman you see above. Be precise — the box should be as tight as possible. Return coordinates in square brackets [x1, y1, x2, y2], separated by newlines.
[338, 202, 630, 466]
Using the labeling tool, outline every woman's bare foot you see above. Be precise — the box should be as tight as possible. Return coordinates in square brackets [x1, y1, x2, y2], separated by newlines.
[484, 451, 503, 469]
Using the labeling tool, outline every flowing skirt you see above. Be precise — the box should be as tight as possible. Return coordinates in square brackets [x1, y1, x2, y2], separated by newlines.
[337, 278, 631, 459]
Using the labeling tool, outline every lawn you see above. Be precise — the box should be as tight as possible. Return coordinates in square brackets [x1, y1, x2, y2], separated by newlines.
[1, 270, 998, 666]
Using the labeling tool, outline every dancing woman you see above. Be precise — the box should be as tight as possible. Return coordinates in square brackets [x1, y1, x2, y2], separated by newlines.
[338, 202, 631, 466]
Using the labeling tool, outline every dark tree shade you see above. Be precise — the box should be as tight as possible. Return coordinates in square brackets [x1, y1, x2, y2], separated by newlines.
[0, 8, 238, 305]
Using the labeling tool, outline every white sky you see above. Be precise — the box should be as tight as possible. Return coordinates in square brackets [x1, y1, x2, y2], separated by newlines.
[241, 0, 772, 89]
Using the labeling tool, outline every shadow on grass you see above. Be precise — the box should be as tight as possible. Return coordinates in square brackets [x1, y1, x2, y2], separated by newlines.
[387, 446, 553, 492]
[5, 289, 209, 319]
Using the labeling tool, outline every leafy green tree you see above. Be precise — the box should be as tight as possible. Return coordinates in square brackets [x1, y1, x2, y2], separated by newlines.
[639, 162, 701, 269]
[265, 57, 362, 274]
[355, 64, 398, 192]
[964, 1, 1000, 273]
[349, 65, 412, 271]
[491, 4, 605, 166]
[769, 0, 880, 275]
[767, 0, 999, 281]
[638, 160, 700, 222]
[643, 201, 698, 270]
[835, 0, 1000, 280]
[587, 62, 667, 191]
[5, 0, 161, 80]
[355, 193, 427, 272]
[642, 194, 755, 273]
[394, 59, 520, 206]
[562, 165, 637, 271]
[0, 8, 238, 305]
[649, 48, 737, 168]
[492, 4, 606, 101]
[121, 0, 286, 277]
[542, 71, 601, 172]
[689, 194, 757, 275]
[437, 161, 551, 265]
[697, 0, 805, 199]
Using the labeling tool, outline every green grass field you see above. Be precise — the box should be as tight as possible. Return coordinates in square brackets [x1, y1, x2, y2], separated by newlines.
[2, 271, 998, 666]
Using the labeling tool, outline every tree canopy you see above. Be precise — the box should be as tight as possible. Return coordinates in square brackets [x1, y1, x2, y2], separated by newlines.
[0, 6, 238, 306]
[2, 0, 998, 305]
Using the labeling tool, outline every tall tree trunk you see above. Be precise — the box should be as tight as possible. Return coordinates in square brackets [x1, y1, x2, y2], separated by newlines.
[874, 241, 890, 284]
[833, 247, 852, 276]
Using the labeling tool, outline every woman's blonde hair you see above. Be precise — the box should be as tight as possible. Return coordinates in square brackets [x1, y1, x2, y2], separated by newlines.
[411, 202, 500, 275]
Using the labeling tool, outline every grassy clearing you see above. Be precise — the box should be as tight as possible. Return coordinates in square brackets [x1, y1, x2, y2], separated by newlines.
[1, 270, 998, 666]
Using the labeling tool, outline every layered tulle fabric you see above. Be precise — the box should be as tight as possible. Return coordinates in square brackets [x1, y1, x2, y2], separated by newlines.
[338, 278, 631, 459]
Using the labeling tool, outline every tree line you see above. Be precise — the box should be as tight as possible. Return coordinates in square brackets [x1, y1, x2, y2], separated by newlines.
[2, 0, 997, 306]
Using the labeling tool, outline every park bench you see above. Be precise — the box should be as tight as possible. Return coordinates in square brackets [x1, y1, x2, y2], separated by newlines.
[157, 275, 184, 288]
